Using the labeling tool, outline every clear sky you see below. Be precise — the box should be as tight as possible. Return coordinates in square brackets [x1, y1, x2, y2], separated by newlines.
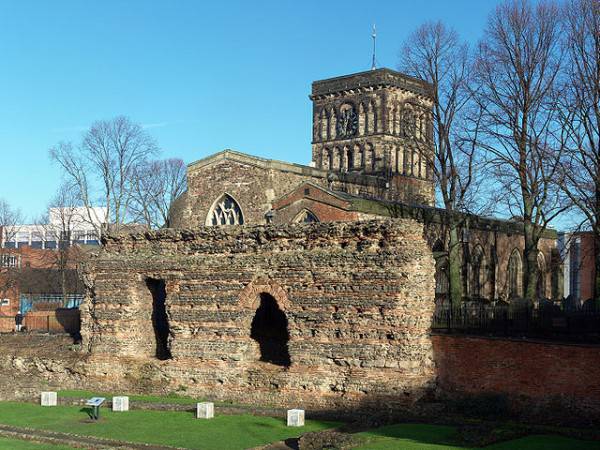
[0, 0, 502, 220]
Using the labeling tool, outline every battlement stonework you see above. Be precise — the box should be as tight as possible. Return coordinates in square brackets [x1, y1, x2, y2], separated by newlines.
[81, 219, 436, 410]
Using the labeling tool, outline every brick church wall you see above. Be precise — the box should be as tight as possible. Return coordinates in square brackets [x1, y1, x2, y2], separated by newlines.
[82, 219, 436, 410]
[432, 334, 600, 424]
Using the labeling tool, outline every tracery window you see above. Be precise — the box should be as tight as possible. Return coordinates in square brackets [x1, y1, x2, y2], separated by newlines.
[207, 194, 244, 226]
[293, 209, 319, 223]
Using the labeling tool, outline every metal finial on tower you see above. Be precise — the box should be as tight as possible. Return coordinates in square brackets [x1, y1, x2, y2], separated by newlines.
[371, 24, 377, 70]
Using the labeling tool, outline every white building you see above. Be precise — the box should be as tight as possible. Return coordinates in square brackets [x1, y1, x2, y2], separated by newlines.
[1, 207, 107, 249]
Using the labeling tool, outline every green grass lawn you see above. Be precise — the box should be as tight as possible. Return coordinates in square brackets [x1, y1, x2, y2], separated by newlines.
[353, 424, 600, 450]
[0, 437, 74, 450]
[0, 402, 337, 450]
[58, 389, 200, 405]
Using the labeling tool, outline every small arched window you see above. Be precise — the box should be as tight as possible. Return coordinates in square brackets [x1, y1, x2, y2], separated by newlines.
[206, 194, 244, 226]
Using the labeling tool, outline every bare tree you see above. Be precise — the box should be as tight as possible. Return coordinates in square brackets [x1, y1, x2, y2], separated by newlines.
[41, 184, 82, 304]
[130, 158, 187, 228]
[0, 199, 23, 308]
[400, 21, 482, 305]
[0, 199, 23, 246]
[50, 116, 159, 234]
[557, 0, 600, 301]
[473, 0, 566, 302]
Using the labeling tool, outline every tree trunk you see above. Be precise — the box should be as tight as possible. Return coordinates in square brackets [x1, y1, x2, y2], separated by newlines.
[448, 222, 463, 306]
[522, 221, 539, 303]
[594, 232, 600, 308]
[60, 250, 67, 307]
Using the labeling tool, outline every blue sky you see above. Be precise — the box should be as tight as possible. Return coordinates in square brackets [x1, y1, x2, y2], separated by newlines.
[0, 0, 500, 220]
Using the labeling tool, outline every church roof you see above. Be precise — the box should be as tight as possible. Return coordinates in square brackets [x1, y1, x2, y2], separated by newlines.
[187, 149, 327, 177]
[274, 181, 558, 238]
[187, 149, 387, 188]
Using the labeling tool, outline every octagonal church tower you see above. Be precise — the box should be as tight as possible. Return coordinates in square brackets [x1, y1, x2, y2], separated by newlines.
[310, 68, 435, 205]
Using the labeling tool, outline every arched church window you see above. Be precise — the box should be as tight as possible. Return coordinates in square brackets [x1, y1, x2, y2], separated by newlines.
[435, 257, 449, 296]
[537, 252, 547, 299]
[207, 194, 244, 226]
[293, 209, 319, 224]
[508, 249, 522, 298]
[470, 246, 485, 298]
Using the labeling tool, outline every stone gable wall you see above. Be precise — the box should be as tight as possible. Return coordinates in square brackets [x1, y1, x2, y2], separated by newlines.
[183, 159, 403, 228]
[82, 219, 436, 410]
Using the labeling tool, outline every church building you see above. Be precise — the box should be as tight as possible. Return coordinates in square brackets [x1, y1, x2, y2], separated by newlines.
[82, 67, 562, 412]
[170, 68, 559, 304]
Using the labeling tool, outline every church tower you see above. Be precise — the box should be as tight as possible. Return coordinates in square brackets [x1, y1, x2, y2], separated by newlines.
[310, 68, 435, 205]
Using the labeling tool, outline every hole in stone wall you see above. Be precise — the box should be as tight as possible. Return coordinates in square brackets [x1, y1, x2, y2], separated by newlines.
[146, 278, 172, 360]
[250, 293, 291, 367]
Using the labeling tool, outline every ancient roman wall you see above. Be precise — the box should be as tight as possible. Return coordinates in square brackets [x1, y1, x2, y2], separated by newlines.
[81, 219, 436, 411]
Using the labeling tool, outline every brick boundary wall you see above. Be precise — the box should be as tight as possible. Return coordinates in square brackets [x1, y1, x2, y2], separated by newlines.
[432, 334, 600, 425]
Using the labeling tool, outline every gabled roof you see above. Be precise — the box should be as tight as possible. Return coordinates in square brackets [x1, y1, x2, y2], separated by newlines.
[273, 181, 355, 211]
[187, 149, 387, 187]
[187, 149, 328, 178]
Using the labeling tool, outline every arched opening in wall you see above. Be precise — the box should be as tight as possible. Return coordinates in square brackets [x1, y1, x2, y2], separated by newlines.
[250, 293, 291, 367]
[346, 147, 354, 170]
[146, 278, 172, 360]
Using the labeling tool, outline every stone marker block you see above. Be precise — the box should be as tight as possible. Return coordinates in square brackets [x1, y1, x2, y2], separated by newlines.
[196, 402, 214, 419]
[41, 391, 57, 407]
[287, 409, 305, 427]
[112, 396, 129, 412]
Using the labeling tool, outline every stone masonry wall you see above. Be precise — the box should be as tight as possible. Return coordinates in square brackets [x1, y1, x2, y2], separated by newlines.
[82, 219, 436, 411]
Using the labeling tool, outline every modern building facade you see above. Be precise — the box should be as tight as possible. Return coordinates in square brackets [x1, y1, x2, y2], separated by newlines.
[1, 207, 106, 249]
[560, 231, 596, 304]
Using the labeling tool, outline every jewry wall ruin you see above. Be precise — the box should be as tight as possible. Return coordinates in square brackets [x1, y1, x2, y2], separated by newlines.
[80, 219, 436, 410]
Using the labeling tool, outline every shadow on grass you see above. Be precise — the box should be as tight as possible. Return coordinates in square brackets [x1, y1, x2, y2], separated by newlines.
[361, 423, 461, 446]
